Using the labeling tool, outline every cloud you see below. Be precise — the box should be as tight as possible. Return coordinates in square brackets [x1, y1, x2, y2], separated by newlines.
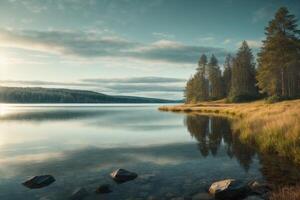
[236, 39, 262, 49]
[223, 39, 231, 45]
[0, 28, 228, 64]
[152, 32, 175, 39]
[82, 77, 186, 84]
[105, 84, 184, 93]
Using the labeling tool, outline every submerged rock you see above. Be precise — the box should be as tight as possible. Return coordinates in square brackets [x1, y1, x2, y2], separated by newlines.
[110, 169, 138, 183]
[209, 179, 249, 200]
[69, 188, 89, 200]
[22, 175, 55, 189]
[95, 184, 112, 194]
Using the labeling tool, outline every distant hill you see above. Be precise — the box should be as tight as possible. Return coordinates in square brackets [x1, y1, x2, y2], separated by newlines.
[0, 86, 181, 103]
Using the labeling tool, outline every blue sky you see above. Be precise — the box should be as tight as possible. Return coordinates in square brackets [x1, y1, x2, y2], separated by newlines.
[0, 0, 299, 99]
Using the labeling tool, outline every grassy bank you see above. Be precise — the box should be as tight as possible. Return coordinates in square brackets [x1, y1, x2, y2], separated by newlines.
[159, 99, 300, 164]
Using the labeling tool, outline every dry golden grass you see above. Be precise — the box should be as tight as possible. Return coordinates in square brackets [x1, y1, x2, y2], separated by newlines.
[269, 185, 300, 200]
[159, 99, 300, 164]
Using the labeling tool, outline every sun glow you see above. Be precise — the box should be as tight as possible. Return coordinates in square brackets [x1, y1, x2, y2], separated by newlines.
[0, 104, 10, 117]
[0, 55, 9, 66]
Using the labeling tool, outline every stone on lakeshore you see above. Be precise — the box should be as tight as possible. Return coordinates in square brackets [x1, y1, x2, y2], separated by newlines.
[22, 175, 55, 189]
[69, 188, 89, 200]
[209, 179, 249, 200]
[110, 169, 138, 183]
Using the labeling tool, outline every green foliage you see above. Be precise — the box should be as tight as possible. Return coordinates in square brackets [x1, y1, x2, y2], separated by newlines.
[229, 41, 258, 102]
[223, 54, 233, 96]
[266, 95, 282, 104]
[208, 55, 224, 100]
[257, 7, 300, 99]
[185, 7, 299, 104]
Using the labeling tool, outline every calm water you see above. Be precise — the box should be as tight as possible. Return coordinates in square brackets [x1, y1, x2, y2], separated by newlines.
[0, 104, 299, 200]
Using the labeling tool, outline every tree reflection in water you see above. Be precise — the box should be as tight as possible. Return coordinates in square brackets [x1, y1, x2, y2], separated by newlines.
[184, 115, 256, 172]
[184, 114, 300, 186]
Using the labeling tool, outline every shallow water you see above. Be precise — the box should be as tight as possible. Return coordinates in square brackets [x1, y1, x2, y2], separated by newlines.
[0, 104, 299, 200]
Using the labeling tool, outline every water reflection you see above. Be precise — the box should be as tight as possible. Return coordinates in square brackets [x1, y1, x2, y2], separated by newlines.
[0, 106, 299, 199]
[185, 115, 256, 172]
[184, 114, 300, 186]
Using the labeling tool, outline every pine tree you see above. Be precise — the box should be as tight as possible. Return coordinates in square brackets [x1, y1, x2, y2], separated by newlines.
[257, 7, 300, 99]
[208, 55, 224, 100]
[223, 54, 233, 96]
[229, 41, 257, 102]
[195, 54, 209, 101]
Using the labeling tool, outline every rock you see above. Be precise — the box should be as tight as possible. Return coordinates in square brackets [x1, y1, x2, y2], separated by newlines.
[110, 169, 138, 183]
[22, 175, 55, 189]
[192, 192, 213, 200]
[69, 188, 89, 200]
[95, 184, 112, 194]
[209, 179, 249, 200]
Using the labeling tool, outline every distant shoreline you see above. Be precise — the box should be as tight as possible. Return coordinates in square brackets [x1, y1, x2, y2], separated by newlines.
[0, 86, 182, 104]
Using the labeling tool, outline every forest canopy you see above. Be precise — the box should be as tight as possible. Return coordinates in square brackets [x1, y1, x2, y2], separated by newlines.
[185, 7, 300, 103]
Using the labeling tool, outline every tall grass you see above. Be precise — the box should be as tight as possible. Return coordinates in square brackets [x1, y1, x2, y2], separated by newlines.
[159, 99, 300, 165]
[269, 185, 300, 200]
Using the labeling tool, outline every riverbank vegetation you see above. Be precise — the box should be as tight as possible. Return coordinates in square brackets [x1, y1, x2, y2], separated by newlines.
[184, 7, 300, 103]
[162, 7, 300, 198]
[160, 98, 300, 164]
[170, 7, 300, 163]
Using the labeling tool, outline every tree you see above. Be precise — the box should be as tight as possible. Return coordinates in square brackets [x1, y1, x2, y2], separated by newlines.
[208, 55, 224, 100]
[196, 54, 209, 101]
[257, 7, 300, 99]
[184, 76, 196, 103]
[184, 54, 210, 103]
[223, 54, 233, 96]
[229, 41, 257, 102]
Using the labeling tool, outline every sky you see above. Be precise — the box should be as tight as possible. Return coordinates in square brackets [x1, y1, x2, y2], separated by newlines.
[0, 0, 299, 100]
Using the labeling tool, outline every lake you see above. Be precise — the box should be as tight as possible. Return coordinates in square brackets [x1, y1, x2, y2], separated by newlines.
[0, 104, 299, 200]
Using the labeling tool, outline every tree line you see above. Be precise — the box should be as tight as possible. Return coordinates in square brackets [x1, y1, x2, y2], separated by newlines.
[0, 87, 175, 103]
[185, 7, 300, 103]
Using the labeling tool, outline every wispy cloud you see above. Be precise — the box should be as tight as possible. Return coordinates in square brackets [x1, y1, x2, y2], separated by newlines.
[82, 77, 186, 84]
[236, 39, 262, 49]
[223, 39, 231, 45]
[152, 32, 175, 39]
[0, 28, 228, 64]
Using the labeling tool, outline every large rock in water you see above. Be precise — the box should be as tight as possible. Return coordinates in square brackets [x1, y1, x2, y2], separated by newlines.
[209, 179, 249, 200]
[110, 169, 138, 183]
[22, 175, 55, 189]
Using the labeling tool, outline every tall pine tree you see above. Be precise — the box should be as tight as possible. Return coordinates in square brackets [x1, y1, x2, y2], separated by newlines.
[229, 41, 257, 102]
[208, 55, 224, 100]
[223, 54, 233, 96]
[257, 7, 300, 99]
[195, 54, 209, 101]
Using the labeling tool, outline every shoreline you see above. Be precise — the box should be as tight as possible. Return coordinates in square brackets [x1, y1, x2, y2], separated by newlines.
[159, 99, 300, 165]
